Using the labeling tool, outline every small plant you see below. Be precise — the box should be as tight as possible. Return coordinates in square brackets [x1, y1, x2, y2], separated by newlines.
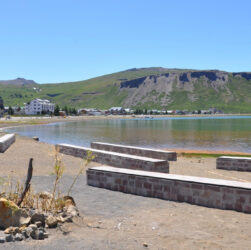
[0, 147, 95, 214]
[67, 150, 95, 196]
[48, 146, 65, 212]
[51, 146, 65, 197]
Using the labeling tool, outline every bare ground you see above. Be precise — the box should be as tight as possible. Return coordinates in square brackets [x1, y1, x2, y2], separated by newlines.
[1, 136, 251, 250]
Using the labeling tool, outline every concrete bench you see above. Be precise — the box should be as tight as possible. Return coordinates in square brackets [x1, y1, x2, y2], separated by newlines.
[217, 156, 251, 172]
[87, 166, 251, 214]
[0, 134, 15, 153]
[57, 143, 169, 173]
[91, 142, 177, 161]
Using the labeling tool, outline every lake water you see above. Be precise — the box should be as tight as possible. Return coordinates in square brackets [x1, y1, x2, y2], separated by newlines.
[5, 116, 251, 153]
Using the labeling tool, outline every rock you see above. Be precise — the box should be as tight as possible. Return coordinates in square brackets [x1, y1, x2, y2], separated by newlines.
[5, 234, 14, 242]
[28, 224, 38, 231]
[24, 226, 33, 236]
[0, 198, 31, 229]
[143, 242, 148, 247]
[35, 221, 42, 228]
[32, 137, 39, 141]
[66, 205, 79, 217]
[30, 230, 37, 239]
[0, 237, 5, 243]
[22, 230, 29, 239]
[19, 225, 27, 233]
[37, 230, 45, 240]
[43, 232, 49, 238]
[31, 212, 45, 225]
[46, 216, 58, 228]
[64, 216, 73, 223]
[63, 196, 76, 207]
[56, 216, 66, 223]
[14, 233, 23, 241]
[4, 226, 19, 234]
[39, 191, 53, 200]
[30, 229, 45, 240]
[28, 208, 37, 217]
[18, 209, 31, 225]
[39, 227, 46, 232]
[23, 224, 37, 239]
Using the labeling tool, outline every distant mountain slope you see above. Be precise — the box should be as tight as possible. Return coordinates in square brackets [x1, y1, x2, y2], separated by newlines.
[0, 78, 37, 86]
[1, 68, 251, 112]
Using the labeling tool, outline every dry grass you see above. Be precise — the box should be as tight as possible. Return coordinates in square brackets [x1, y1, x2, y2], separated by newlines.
[0, 146, 94, 213]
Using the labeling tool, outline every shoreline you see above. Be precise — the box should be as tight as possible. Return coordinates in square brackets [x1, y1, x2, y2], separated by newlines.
[1, 114, 251, 157]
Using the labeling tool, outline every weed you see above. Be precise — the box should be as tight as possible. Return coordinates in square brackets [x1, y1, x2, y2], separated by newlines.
[67, 150, 95, 196]
[0, 146, 94, 214]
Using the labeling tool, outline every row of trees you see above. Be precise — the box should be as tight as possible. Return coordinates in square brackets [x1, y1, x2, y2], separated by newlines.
[0, 96, 4, 110]
[54, 105, 78, 116]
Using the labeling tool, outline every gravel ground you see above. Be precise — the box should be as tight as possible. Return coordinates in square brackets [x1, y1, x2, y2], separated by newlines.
[1, 175, 251, 250]
[1, 136, 251, 249]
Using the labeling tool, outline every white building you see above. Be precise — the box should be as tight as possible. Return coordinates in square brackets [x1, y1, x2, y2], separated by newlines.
[25, 99, 55, 115]
[109, 107, 126, 115]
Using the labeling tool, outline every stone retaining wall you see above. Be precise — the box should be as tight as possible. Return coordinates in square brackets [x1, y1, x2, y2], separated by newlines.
[0, 134, 15, 153]
[217, 156, 251, 172]
[57, 144, 169, 173]
[87, 166, 251, 214]
[91, 142, 177, 161]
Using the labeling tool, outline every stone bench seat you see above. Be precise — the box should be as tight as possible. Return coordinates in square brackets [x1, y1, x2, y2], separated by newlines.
[87, 166, 251, 214]
[57, 143, 169, 173]
[0, 134, 15, 153]
[91, 142, 177, 161]
[217, 156, 251, 172]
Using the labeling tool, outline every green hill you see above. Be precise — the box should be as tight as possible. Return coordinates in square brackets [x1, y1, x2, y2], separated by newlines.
[1, 68, 251, 112]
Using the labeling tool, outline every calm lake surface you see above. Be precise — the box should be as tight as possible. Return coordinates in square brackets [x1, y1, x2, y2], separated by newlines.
[6, 116, 251, 153]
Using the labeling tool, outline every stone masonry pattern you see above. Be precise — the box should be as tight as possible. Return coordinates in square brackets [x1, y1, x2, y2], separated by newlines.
[58, 144, 169, 173]
[217, 157, 251, 172]
[87, 168, 251, 214]
[0, 134, 15, 153]
[91, 142, 177, 161]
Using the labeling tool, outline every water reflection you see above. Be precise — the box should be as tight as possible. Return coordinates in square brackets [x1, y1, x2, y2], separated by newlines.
[6, 116, 251, 153]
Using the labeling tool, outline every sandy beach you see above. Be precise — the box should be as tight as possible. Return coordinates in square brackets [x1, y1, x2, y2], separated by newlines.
[0, 133, 251, 249]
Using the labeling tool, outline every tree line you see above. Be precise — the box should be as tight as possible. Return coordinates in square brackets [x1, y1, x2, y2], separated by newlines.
[54, 105, 78, 116]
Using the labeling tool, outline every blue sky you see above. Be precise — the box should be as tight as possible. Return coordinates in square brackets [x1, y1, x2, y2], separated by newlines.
[0, 0, 250, 83]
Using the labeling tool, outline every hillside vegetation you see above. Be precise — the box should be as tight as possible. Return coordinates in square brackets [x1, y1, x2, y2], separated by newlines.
[1, 68, 251, 112]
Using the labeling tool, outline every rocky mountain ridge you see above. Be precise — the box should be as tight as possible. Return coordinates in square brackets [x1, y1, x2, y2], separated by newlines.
[119, 70, 251, 108]
[0, 68, 251, 112]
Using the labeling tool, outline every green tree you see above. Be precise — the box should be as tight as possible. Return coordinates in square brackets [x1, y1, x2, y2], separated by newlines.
[54, 104, 60, 116]
[72, 108, 77, 115]
[62, 106, 68, 115]
[8, 106, 14, 115]
[0, 96, 4, 110]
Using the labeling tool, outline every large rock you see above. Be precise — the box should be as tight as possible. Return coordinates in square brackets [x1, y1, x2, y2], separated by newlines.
[46, 216, 58, 228]
[0, 198, 30, 229]
[31, 212, 45, 225]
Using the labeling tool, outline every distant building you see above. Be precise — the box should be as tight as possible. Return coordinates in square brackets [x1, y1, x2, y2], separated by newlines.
[78, 108, 103, 116]
[124, 108, 132, 114]
[201, 110, 209, 114]
[166, 110, 174, 115]
[59, 111, 66, 116]
[25, 99, 55, 115]
[109, 107, 126, 115]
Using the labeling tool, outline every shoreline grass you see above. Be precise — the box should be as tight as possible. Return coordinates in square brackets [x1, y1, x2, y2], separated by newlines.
[180, 152, 251, 158]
